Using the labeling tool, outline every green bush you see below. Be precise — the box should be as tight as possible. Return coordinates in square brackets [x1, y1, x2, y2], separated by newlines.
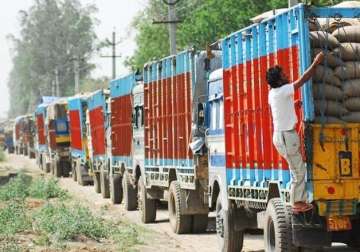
[33, 202, 109, 242]
[0, 200, 31, 235]
[29, 177, 68, 200]
[0, 149, 6, 162]
[0, 173, 32, 201]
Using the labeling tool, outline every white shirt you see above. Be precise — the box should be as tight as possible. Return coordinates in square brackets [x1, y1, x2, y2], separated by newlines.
[268, 83, 297, 132]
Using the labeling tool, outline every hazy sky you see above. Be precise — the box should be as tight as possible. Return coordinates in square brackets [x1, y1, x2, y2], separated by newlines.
[0, 0, 148, 117]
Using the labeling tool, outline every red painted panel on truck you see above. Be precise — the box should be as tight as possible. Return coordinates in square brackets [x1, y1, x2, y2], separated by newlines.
[223, 46, 302, 171]
[89, 107, 106, 156]
[145, 70, 193, 162]
[36, 114, 46, 145]
[69, 110, 82, 151]
[111, 94, 132, 157]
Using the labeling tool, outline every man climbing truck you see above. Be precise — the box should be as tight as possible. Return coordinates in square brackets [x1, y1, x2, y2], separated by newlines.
[207, 4, 360, 252]
[267, 51, 324, 214]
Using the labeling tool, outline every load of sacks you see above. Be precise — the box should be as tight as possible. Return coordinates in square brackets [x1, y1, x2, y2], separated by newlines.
[310, 21, 360, 123]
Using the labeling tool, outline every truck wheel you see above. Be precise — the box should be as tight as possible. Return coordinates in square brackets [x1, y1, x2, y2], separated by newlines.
[77, 164, 87, 186]
[123, 171, 137, 210]
[264, 198, 295, 252]
[192, 214, 208, 233]
[100, 170, 110, 198]
[93, 172, 101, 193]
[168, 181, 192, 234]
[138, 176, 156, 223]
[71, 163, 77, 182]
[216, 195, 244, 252]
[110, 174, 123, 204]
[348, 219, 360, 249]
[54, 160, 62, 178]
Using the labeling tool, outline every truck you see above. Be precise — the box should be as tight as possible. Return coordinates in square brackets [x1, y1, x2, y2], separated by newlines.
[109, 73, 143, 209]
[35, 97, 59, 171]
[46, 98, 71, 177]
[86, 89, 113, 199]
[140, 49, 221, 233]
[68, 94, 93, 185]
[3, 120, 14, 154]
[206, 4, 360, 251]
[14, 115, 36, 158]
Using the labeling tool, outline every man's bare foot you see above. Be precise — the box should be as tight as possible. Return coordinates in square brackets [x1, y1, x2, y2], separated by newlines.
[292, 201, 313, 214]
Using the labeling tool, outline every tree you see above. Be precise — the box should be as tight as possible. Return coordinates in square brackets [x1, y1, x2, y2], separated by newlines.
[8, 0, 98, 116]
[128, 0, 347, 70]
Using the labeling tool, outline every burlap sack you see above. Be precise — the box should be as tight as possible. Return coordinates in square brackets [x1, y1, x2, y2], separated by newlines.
[310, 31, 340, 49]
[342, 112, 360, 122]
[314, 100, 348, 117]
[312, 83, 344, 100]
[343, 79, 360, 97]
[344, 97, 360, 111]
[334, 61, 360, 80]
[314, 116, 344, 123]
[333, 25, 360, 43]
[313, 65, 342, 87]
[334, 43, 360, 61]
[312, 48, 343, 68]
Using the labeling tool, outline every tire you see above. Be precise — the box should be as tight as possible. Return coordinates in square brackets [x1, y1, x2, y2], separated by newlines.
[216, 194, 244, 252]
[138, 176, 156, 223]
[168, 181, 192, 234]
[54, 160, 62, 178]
[72, 163, 77, 182]
[77, 164, 87, 186]
[348, 219, 360, 249]
[123, 171, 137, 210]
[100, 169, 110, 198]
[264, 198, 296, 252]
[110, 173, 123, 204]
[50, 161, 54, 175]
[93, 172, 101, 193]
[192, 214, 208, 233]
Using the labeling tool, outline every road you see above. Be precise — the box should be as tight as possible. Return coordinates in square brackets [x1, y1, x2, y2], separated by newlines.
[4, 154, 356, 252]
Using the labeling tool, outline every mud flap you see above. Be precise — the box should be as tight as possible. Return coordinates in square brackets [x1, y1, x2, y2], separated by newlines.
[292, 212, 331, 248]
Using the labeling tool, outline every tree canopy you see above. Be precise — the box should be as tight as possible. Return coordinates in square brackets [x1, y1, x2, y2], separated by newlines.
[127, 0, 343, 70]
[8, 0, 98, 116]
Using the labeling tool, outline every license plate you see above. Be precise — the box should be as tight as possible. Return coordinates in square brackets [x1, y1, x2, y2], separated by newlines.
[327, 216, 352, 231]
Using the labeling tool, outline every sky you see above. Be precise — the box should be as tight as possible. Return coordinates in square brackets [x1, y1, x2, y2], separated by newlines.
[0, 0, 148, 117]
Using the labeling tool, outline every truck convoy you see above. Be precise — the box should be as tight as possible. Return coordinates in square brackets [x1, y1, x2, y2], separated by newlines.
[13, 3, 360, 252]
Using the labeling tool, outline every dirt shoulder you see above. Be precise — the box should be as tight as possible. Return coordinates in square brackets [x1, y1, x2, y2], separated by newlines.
[2, 154, 355, 252]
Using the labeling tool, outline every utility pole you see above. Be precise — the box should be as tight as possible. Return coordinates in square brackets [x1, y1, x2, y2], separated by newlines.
[288, 0, 298, 7]
[55, 68, 60, 97]
[168, 0, 177, 55]
[153, 0, 182, 55]
[101, 30, 122, 79]
[51, 80, 55, 96]
[73, 57, 80, 95]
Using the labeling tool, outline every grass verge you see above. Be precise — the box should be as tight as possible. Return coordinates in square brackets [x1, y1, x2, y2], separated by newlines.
[0, 173, 146, 251]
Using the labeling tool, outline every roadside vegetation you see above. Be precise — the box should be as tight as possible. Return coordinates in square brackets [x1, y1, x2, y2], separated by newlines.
[0, 173, 146, 251]
[0, 149, 6, 162]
